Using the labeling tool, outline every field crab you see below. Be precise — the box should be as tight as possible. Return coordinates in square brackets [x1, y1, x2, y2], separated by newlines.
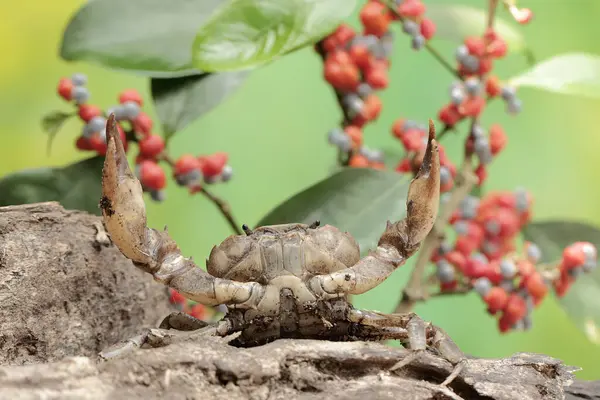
[98, 114, 465, 386]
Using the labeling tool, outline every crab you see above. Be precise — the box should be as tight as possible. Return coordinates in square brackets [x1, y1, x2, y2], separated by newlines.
[98, 114, 466, 388]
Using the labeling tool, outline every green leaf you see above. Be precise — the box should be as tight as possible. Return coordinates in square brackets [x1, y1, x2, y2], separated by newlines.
[523, 221, 600, 345]
[60, 0, 224, 77]
[257, 168, 410, 252]
[151, 71, 249, 139]
[427, 4, 533, 62]
[42, 111, 74, 155]
[0, 156, 105, 215]
[509, 53, 600, 99]
[192, 0, 357, 72]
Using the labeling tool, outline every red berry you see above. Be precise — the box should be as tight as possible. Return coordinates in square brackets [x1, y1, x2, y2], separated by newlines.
[438, 104, 462, 126]
[365, 66, 388, 90]
[174, 154, 202, 175]
[489, 124, 507, 155]
[119, 89, 143, 106]
[562, 242, 588, 270]
[488, 38, 507, 58]
[138, 160, 166, 190]
[189, 304, 206, 320]
[446, 251, 467, 273]
[440, 280, 458, 292]
[349, 45, 372, 70]
[344, 126, 363, 149]
[395, 158, 411, 173]
[478, 58, 494, 75]
[523, 272, 548, 303]
[498, 312, 513, 333]
[88, 133, 107, 156]
[484, 287, 509, 314]
[321, 36, 339, 53]
[485, 76, 502, 97]
[361, 94, 383, 121]
[504, 294, 527, 325]
[57, 78, 74, 101]
[465, 37, 486, 57]
[391, 119, 406, 139]
[78, 104, 102, 123]
[75, 136, 93, 151]
[455, 236, 478, 256]
[199, 152, 228, 177]
[335, 24, 356, 46]
[169, 290, 187, 305]
[419, 18, 436, 40]
[460, 96, 485, 117]
[475, 164, 487, 185]
[360, 1, 392, 37]
[397, 0, 426, 18]
[138, 134, 165, 158]
[349, 154, 370, 168]
[132, 112, 153, 136]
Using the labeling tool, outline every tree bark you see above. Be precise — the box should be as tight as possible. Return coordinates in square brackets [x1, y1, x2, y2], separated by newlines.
[0, 202, 598, 400]
[0, 202, 173, 366]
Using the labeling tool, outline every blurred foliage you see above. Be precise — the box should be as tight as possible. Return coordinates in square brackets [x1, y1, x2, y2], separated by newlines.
[2, 0, 600, 380]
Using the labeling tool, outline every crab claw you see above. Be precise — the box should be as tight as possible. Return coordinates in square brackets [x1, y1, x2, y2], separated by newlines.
[100, 114, 154, 267]
[405, 119, 440, 246]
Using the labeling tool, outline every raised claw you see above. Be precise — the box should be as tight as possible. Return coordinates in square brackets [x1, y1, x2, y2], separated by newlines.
[406, 119, 440, 246]
[100, 114, 155, 267]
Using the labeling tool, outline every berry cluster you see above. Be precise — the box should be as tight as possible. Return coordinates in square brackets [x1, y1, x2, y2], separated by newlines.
[55, 74, 233, 202]
[168, 289, 225, 322]
[392, 119, 456, 192]
[431, 190, 598, 332]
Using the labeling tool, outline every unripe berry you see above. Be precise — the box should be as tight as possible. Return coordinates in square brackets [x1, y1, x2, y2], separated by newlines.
[499, 259, 517, 279]
[72, 86, 90, 105]
[138, 160, 166, 190]
[150, 189, 166, 202]
[78, 104, 102, 123]
[138, 134, 165, 158]
[328, 128, 352, 152]
[119, 89, 143, 106]
[57, 78, 74, 101]
[71, 73, 87, 86]
[221, 165, 233, 182]
[88, 116, 107, 134]
[411, 35, 426, 51]
[455, 45, 469, 62]
[436, 260, 455, 283]
[122, 101, 141, 119]
[357, 83, 373, 98]
[402, 20, 419, 35]
[473, 277, 492, 296]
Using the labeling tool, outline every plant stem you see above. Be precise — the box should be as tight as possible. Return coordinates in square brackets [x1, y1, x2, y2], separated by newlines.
[488, 0, 500, 29]
[395, 158, 477, 313]
[424, 42, 461, 79]
[158, 153, 243, 236]
[197, 186, 243, 236]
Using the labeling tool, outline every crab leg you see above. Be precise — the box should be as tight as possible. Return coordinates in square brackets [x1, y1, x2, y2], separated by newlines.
[309, 120, 440, 296]
[100, 114, 264, 307]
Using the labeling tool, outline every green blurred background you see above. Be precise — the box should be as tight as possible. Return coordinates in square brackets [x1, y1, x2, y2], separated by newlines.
[2, 0, 600, 378]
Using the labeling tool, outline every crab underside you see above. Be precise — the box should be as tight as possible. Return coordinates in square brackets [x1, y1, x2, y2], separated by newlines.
[98, 114, 467, 394]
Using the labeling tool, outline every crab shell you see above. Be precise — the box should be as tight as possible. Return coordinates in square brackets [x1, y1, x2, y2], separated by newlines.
[207, 223, 361, 284]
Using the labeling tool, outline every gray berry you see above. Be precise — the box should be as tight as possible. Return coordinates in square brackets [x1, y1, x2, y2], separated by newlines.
[582, 243, 597, 262]
[482, 240, 499, 255]
[411, 35, 426, 51]
[175, 169, 202, 186]
[513, 319, 525, 331]
[122, 101, 141, 119]
[485, 220, 501, 236]
[569, 266, 584, 278]
[343, 94, 364, 118]
[357, 83, 373, 98]
[71, 73, 87, 86]
[522, 315, 533, 330]
[472, 252, 489, 264]
[473, 277, 492, 296]
[500, 259, 517, 278]
[216, 304, 228, 314]
[500, 279, 515, 292]
[440, 166, 452, 185]
[501, 86, 516, 101]
[72, 86, 90, 105]
[471, 124, 485, 139]
[464, 77, 481, 95]
[436, 260, 455, 283]
[88, 116, 107, 133]
[474, 137, 489, 153]
[150, 190, 166, 202]
[403, 120, 419, 130]
[439, 240, 453, 255]
[514, 188, 529, 212]
[221, 165, 233, 182]
[460, 196, 479, 219]
[450, 87, 465, 105]
[507, 98, 523, 115]
[204, 175, 219, 184]
[327, 129, 352, 152]
[462, 55, 480, 72]
[583, 260, 597, 273]
[526, 243, 542, 263]
[453, 220, 469, 235]
[455, 45, 469, 62]
[440, 193, 451, 206]
[402, 20, 419, 36]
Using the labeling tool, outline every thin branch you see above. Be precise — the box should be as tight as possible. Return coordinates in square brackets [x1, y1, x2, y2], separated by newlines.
[158, 153, 243, 236]
[488, 0, 500, 29]
[195, 186, 243, 236]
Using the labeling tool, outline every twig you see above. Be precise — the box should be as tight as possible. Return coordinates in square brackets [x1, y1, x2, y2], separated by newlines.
[158, 153, 243, 236]
[488, 0, 500, 29]
[195, 186, 243, 236]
